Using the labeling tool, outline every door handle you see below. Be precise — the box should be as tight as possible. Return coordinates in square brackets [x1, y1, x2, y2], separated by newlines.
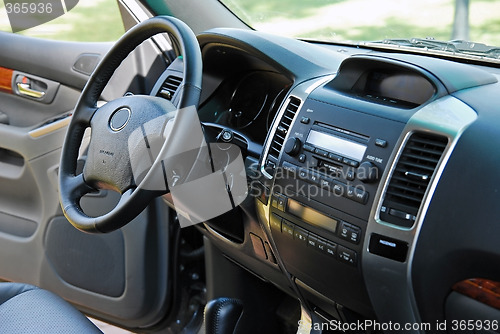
[12, 72, 58, 104]
[16, 82, 46, 98]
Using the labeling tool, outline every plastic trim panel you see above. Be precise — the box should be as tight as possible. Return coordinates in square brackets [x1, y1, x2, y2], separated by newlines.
[260, 75, 334, 180]
[362, 95, 477, 332]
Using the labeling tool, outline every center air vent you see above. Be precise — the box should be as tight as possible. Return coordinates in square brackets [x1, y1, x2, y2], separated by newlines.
[157, 76, 182, 100]
[263, 96, 301, 176]
[380, 132, 448, 228]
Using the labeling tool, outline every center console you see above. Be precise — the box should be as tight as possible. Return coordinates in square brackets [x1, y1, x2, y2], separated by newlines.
[263, 94, 405, 318]
[256, 56, 444, 319]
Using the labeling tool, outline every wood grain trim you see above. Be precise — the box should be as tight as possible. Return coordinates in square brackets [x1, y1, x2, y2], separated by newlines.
[453, 278, 500, 310]
[0, 67, 14, 94]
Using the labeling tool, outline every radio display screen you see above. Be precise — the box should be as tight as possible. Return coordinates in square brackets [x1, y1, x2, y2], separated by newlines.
[306, 130, 367, 161]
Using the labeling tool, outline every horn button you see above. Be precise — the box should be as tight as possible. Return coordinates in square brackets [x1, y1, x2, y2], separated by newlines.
[109, 107, 131, 131]
[83, 96, 176, 193]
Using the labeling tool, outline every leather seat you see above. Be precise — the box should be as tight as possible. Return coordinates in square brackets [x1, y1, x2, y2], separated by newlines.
[0, 282, 102, 333]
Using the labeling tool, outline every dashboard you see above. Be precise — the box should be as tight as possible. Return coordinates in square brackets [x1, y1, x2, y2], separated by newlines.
[160, 28, 500, 331]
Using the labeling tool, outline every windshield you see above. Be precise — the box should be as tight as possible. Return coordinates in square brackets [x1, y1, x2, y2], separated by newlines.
[221, 0, 500, 59]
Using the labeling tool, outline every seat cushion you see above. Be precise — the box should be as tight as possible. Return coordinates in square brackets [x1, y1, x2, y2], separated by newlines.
[0, 282, 102, 334]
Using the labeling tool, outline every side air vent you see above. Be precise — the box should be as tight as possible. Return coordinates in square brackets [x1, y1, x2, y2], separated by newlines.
[380, 132, 448, 228]
[264, 96, 301, 176]
[157, 76, 182, 100]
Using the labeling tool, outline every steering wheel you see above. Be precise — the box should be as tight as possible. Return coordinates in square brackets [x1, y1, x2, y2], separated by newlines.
[59, 16, 202, 233]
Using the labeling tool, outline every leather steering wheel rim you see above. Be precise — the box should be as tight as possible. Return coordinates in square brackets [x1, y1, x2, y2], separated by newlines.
[58, 16, 202, 233]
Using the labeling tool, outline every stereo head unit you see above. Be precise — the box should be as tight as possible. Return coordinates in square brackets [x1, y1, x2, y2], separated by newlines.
[268, 96, 406, 231]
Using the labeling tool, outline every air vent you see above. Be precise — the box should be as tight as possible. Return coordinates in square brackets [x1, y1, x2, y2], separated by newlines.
[157, 76, 182, 100]
[380, 132, 448, 228]
[264, 97, 301, 176]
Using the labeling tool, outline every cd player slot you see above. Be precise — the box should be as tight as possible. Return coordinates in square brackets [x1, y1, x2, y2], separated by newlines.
[314, 123, 370, 142]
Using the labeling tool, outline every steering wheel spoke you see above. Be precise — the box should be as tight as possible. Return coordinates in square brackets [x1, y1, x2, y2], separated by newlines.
[69, 173, 94, 197]
[59, 173, 95, 219]
[116, 187, 134, 207]
[74, 104, 98, 125]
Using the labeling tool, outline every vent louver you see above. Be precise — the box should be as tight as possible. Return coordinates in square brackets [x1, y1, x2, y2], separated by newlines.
[380, 132, 448, 228]
[264, 97, 301, 176]
[157, 76, 182, 100]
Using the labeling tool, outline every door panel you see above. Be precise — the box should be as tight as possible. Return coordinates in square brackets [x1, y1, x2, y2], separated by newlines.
[0, 32, 108, 90]
[0, 30, 172, 330]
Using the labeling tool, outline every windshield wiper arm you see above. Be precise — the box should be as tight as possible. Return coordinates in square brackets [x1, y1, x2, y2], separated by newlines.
[371, 38, 500, 60]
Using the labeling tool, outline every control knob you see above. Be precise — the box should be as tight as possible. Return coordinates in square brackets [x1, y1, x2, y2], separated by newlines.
[357, 161, 379, 183]
[284, 137, 301, 157]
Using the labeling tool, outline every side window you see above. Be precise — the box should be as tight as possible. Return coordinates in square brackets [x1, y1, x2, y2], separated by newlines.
[0, 0, 124, 41]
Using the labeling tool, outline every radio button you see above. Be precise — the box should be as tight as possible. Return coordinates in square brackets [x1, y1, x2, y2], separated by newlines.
[319, 177, 335, 190]
[346, 168, 355, 181]
[298, 154, 306, 163]
[315, 148, 329, 158]
[300, 116, 310, 124]
[332, 180, 347, 196]
[343, 158, 360, 168]
[375, 138, 388, 148]
[303, 144, 315, 152]
[328, 152, 343, 163]
[297, 168, 321, 185]
[306, 170, 321, 185]
[346, 186, 368, 204]
[298, 168, 308, 180]
[309, 157, 319, 168]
